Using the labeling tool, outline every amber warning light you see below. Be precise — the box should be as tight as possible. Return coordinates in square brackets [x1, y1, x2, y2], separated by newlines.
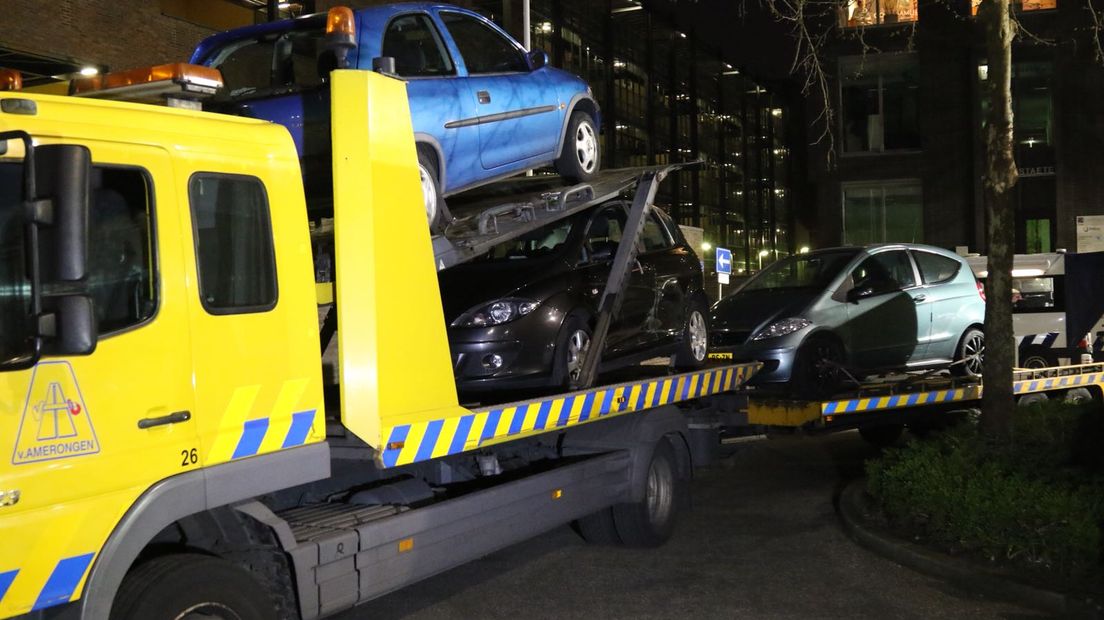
[70, 63, 223, 108]
[0, 69, 23, 92]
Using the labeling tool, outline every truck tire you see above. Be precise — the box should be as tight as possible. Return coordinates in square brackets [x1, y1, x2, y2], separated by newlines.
[112, 554, 275, 620]
[612, 439, 683, 547]
[573, 438, 684, 547]
[554, 112, 600, 182]
[673, 300, 709, 369]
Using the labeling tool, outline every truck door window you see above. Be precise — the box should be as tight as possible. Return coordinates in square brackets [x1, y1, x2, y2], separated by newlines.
[383, 14, 455, 77]
[440, 11, 529, 74]
[0, 161, 33, 366]
[88, 167, 157, 333]
[189, 174, 277, 314]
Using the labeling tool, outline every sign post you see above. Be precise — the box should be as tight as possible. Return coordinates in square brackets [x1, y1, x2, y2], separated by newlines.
[715, 246, 732, 300]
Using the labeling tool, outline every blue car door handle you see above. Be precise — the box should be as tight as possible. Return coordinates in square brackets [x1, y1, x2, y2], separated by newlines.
[912, 294, 927, 303]
[477, 90, 491, 104]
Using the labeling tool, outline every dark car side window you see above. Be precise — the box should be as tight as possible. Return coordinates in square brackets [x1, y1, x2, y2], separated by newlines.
[584, 208, 626, 262]
[383, 14, 455, 77]
[189, 174, 278, 314]
[440, 11, 529, 74]
[641, 213, 674, 252]
[913, 251, 961, 285]
[852, 250, 916, 292]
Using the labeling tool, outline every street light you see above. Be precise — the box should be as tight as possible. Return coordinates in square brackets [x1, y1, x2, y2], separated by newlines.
[701, 241, 712, 252]
[758, 249, 769, 270]
[799, 246, 810, 254]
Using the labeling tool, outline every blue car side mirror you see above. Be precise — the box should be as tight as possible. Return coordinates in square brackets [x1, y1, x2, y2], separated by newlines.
[527, 49, 549, 70]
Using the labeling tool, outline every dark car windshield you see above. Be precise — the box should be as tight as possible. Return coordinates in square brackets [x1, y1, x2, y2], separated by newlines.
[742, 249, 859, 292]
[0, 161, 33, 368]
[477, 219, 576, 262]
[205, 26, 327, 99]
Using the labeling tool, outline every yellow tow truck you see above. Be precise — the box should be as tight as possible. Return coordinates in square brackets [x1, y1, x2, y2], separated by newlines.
[0, 57, 758, 619]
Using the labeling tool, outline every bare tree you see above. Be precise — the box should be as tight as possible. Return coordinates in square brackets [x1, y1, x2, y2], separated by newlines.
[755, 0, 1020, 436]
[977, 0, 1017, 437]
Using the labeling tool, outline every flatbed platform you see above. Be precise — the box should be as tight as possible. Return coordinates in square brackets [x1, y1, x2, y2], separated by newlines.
[747, 363, 1104, 428]
[379, 361, 761, 467]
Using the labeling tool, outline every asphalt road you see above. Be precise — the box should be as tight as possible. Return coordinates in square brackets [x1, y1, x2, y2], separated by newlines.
[338, 431, 1049, 620]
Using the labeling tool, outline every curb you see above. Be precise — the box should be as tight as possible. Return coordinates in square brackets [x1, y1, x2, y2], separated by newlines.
[837, 479, 1103, 619]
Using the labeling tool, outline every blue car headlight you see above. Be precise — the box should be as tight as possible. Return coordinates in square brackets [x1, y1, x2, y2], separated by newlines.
[751, 318, 811, 341]
[455, 298, 540, 328]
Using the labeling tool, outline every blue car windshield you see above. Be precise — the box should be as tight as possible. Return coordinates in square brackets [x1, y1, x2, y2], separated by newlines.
[0, 161, 34, 368]
[205, 28, 327, 99]
[742, 249, 859, 292]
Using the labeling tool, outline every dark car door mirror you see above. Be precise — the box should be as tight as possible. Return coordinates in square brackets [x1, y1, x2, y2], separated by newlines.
[527, 49, 548, 70]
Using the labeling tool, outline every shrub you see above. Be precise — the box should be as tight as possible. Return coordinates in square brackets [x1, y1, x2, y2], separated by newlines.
[866, 400, 1104, 579]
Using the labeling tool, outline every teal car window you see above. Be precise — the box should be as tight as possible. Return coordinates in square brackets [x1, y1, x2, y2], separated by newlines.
[383, 14, 455, 77]
[440, 11, 529, 74]
[743, 250, 859, 291]
[853, 250, 916, 291]
[913, 251, 960, 284]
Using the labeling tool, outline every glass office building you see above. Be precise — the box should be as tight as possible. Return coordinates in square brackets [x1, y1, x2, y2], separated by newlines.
[471, 0, 796, 274]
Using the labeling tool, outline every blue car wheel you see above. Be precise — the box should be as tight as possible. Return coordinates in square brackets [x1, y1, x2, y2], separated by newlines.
[555, 112, 600, 182]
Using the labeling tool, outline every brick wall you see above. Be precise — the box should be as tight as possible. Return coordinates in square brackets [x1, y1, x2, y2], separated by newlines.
[4, 0, 220, 72]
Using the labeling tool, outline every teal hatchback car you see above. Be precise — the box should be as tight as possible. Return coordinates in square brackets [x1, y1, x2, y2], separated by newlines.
[709, 244, 986, 397]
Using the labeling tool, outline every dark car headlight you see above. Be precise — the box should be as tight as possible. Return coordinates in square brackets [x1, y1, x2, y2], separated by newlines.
[454, 298, 541, 328]
[751, 318, 811, 341]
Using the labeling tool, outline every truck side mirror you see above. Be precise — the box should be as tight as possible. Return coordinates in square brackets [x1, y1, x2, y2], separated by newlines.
[372, 56, 397, 76]
[32, 144, 97, 355]
[527, 49, 548, 70]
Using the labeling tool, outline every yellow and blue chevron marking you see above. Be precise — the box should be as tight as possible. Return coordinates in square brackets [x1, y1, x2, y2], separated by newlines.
[821, 370, 1104, 417]
[0, 552, 94, 612]
[380, 363, 760, 468]
[229, 409, 317, 460]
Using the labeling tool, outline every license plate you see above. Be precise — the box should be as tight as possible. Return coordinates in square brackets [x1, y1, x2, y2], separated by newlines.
[707, 351, 733, 360]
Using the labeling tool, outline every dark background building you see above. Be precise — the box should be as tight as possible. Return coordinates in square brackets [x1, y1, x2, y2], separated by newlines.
[1, 0, 803, 278]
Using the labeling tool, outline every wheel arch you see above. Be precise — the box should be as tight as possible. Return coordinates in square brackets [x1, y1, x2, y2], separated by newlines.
[412, 132, 446, 189]
[555, 95, 600, 159]
[75, 444, 328, 620]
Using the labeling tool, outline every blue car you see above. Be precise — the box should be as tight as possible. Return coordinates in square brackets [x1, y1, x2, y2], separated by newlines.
[191, 3, 601, 231]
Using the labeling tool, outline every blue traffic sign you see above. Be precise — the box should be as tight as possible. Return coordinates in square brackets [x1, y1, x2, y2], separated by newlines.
[715, 247, 732, 275]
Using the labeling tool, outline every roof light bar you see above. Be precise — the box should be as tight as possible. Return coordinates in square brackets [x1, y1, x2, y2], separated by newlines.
[70, 63, 222, 105]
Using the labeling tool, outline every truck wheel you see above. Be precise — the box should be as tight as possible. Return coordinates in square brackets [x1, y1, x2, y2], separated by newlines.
[554, 112, 599, 183]
[673, 301, 709, 369]
[611, 439, 683, 547]
[858, 424, 904, 448]
[113, 554, 274, 620]
[951, 328, 985, 378]
[1017, 392, 1049, 408]
[418, 149, 446, 234]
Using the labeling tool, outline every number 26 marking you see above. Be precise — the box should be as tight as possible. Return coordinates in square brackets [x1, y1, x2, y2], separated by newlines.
[181, 448, 198, 467]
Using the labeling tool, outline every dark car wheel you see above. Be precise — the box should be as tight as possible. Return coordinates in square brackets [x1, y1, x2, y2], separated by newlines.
[418, 148, 446, 234]
[554, 314, 593, 390]
[951, 328, 984, 378]
[555, 112, 599, 183]
[791, 334, 844, 399]
[674, 301, 708, 369]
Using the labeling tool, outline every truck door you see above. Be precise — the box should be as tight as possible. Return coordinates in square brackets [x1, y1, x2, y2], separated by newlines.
[437, 10, 560, 171]
[0, 144, 199, 616]
[183, 170, 322, 470]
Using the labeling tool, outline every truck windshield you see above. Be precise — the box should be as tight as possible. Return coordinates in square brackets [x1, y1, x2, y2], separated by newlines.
[0, 160, 34, 368]
[206, 27, 327, 99]
[742, 249, 859, 292]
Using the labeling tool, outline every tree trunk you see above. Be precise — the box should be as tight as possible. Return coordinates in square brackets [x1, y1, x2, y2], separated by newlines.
[978, 0, 1018, 438]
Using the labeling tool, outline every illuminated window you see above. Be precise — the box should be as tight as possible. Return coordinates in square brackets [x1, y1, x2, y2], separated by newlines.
[971, 0, 1056, 14]
[840, 0, 918, 27]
